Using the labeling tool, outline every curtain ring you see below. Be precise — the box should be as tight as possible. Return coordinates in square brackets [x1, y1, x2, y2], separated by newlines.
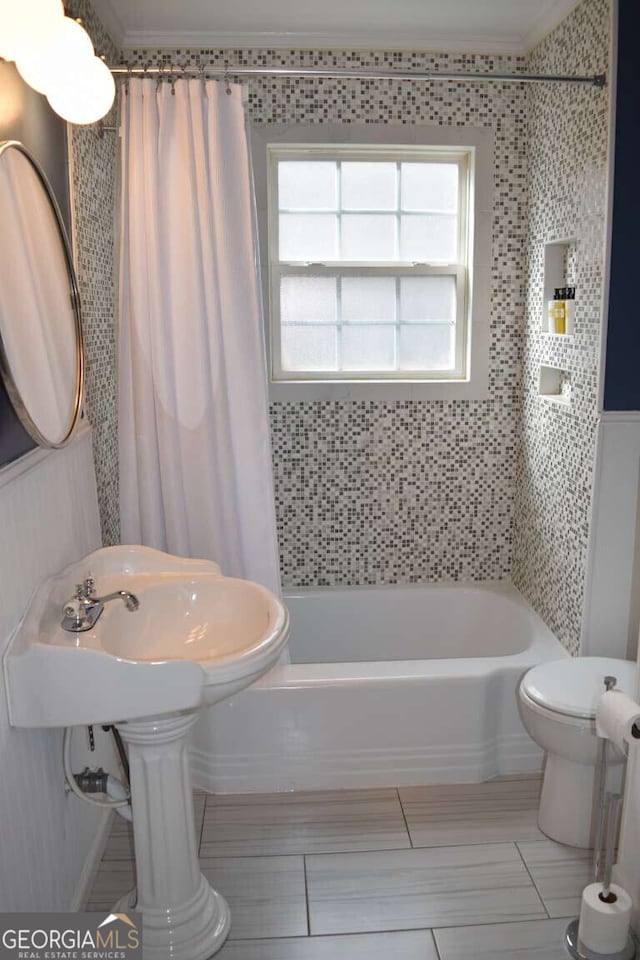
[223, 61, 232, 95]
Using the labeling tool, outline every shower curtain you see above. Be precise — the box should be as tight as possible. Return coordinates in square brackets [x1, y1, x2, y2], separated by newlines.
[118, 79, 281, 594]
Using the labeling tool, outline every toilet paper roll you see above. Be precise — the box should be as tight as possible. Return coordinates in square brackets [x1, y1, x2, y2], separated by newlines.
[596, 691, 640, 750]
[578, 882, 632, 955]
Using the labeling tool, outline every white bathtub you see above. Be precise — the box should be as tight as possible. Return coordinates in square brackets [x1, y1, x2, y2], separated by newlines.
[192, 581, 568, 793]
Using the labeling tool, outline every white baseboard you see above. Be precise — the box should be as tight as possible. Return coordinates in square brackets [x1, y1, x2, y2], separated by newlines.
[191, 734, 543, 794]
[69, 809, 113, 912]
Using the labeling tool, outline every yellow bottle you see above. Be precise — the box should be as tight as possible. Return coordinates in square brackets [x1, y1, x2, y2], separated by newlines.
[551, 289, 566, 335]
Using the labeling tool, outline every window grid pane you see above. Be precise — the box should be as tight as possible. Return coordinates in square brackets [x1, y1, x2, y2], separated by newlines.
[278, 159, 460, 264]
[280, 274, 457, 373]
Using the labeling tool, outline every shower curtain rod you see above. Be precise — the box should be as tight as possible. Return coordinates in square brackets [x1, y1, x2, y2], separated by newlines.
[109, 64, 607, 88]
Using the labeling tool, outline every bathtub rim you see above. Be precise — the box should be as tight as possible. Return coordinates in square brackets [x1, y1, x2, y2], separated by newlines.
[194, 579, 566, 792]
[257, 579, 569, 689]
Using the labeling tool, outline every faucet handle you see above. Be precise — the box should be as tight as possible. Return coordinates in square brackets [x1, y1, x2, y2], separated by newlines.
[63, 600, 83, 627]
[75, 577, 95, 600]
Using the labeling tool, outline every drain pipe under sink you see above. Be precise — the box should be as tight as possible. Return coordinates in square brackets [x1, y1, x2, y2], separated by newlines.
[63, 726, 133, 821]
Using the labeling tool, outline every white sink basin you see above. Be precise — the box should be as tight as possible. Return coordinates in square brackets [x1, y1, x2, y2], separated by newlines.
[4, 544, 290, 727]
[4, 544, 290, 960]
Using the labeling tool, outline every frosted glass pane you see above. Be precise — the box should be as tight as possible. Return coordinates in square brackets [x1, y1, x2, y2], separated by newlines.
[341, 325, 396, 370]
[281, 325, 338, 371]
[341, 162, 397, 210]
[278, 161, 337, 210]
[400, 276, 456, 321]
[399, 323, 454, 370]
[279, 214, 338, 261]
[401, 163, 458, 212]
[341, 215, 396, 260]
[281, 276, 337, 323]
[400, 214, 457, 262]
[342, 277, 396, 323]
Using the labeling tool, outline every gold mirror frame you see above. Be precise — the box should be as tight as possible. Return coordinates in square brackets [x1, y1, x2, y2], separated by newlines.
[0, 140, 84, 449]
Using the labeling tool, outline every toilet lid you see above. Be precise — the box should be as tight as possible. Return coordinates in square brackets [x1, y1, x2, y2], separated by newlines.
[522, 657, 637, 719]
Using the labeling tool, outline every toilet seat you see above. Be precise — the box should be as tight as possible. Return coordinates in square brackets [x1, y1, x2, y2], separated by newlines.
[519, 687, 594, 727]
[521, 656, 636, 720]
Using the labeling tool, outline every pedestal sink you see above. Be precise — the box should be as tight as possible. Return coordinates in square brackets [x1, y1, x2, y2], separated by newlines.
[3, 546, 290, 960]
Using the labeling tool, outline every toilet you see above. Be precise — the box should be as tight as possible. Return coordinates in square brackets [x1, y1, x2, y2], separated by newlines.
[518, 656, 636, 849]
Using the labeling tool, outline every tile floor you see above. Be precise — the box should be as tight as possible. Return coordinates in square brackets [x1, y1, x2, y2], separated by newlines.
[87, 775, 594, 958]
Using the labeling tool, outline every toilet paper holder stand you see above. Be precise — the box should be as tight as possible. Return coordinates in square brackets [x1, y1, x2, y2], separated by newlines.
[566, 676, 636, 960]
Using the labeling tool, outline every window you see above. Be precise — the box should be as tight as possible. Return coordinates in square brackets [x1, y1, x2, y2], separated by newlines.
[267, 144, 473, 385]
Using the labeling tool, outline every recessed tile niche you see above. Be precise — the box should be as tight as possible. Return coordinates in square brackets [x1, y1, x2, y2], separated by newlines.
[538, 365, 571, 406]
[541, 238, 577, 336]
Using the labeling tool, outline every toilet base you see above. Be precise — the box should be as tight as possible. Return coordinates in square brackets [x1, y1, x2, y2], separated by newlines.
[538, 754, 596, 848]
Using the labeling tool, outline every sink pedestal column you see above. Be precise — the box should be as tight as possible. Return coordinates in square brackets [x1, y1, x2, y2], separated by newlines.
[115, 712, 230, 960]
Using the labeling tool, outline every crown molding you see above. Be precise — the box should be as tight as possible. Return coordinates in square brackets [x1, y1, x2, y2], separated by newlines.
[90, 0, 126, 48]
[120, 28, 527, 55]
[522, 0, 581, 51]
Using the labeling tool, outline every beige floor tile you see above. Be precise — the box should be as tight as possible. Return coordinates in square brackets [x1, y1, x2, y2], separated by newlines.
[102, 817, 135, 861]
[399, 777, 545, 847]
[306, 842, 546, 935]
[85, 861, 135, 910]
[217, 929, 438, 959]
[101, 829, 135, 861]
[103, 792, 206, 861]
[193, 791, 206, 831]
[201, 789, 410, 857]
[435, 917, 572, 960]
[200, 855, 307, 940]
[86, 851, 307, 938]
[517, 840, 592, 918]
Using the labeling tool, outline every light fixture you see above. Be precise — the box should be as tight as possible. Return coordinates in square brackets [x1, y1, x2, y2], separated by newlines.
[16, 16, 94, 95]
[47, 55, 115, 125]
[0, 0, 64, 63]
[1, 1, 115, 125]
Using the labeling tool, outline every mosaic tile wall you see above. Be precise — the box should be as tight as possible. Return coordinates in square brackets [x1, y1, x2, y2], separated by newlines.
[68, 0, 120, 544]
[124, 45, 530, 585]
[513, 0, 610, 653]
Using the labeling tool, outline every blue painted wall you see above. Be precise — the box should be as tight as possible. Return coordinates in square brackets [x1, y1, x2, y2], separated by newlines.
[603, 0, 640, 410]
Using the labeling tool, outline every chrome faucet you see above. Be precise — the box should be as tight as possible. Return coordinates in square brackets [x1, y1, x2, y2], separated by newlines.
[61, 577, 140, 632]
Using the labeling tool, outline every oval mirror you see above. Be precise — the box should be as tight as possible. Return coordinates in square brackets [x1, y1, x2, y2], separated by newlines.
[0, 140, 83, 448]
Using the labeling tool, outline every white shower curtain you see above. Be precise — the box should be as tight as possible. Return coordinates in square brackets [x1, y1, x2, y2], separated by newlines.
[118, 79, 281, 594]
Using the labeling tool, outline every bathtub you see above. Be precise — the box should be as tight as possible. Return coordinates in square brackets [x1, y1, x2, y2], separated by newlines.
[192, 581, 568, 793]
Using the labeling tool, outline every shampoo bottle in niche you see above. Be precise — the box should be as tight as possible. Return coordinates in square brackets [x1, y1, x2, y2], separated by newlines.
[548, 288, 566, 334]
[565, 286, 576, 335]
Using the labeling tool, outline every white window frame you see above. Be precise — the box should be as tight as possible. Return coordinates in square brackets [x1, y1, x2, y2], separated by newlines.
[250, 124, 492, 401]
[269, 145, 470, 383]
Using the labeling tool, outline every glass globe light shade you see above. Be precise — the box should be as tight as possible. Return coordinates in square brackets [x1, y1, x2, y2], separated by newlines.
[47, 56, 115, 125]
[16, 16, 95, 95]
[0, 0, 64, 62]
